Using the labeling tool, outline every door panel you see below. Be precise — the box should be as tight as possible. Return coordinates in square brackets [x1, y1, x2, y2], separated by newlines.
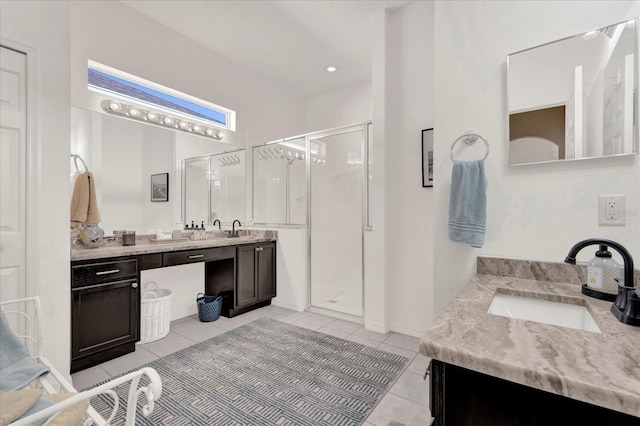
[0, 46, 27, 302]
[236, 245, 257, 307]
[309, 130, 363, 317]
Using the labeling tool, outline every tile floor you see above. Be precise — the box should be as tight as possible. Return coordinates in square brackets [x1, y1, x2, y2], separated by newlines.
[71, 305, 432, 426]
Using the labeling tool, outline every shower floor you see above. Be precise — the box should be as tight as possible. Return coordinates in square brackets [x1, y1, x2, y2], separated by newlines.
[311, 285, 362, 317]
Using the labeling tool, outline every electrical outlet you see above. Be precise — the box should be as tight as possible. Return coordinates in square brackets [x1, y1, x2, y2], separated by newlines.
[598, 194, 626, 226]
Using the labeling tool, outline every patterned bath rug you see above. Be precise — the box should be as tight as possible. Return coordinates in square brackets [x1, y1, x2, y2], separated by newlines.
[90, 317, 409, 425]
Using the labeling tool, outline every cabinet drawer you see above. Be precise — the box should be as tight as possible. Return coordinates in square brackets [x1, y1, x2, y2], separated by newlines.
[72, 259, 138, 288]
[162, 246, 234, 266]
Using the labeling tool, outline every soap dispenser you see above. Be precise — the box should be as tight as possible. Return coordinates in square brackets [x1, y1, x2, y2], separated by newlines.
[585, 245, 621, 302]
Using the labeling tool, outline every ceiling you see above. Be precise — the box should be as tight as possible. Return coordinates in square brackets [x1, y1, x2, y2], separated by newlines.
[120, 0, 413, 98]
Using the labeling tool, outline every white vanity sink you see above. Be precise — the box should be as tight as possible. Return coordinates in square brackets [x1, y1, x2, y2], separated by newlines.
[488, 293, 601, 333]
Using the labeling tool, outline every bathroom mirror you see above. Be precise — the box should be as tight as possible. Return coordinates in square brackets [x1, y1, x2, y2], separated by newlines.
[507, 19, 638, 165]
[70, 107, 245, 235]
[182, 150, 246, 228]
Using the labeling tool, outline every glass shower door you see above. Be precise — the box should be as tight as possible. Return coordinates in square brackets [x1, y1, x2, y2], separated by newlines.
[309, 129, 363, 317]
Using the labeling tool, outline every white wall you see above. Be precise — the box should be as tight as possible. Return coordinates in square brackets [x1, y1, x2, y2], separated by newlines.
[70, 0, 306, 149]
[305, 82, 372, 132]
[1, 0, 71, 375]
[384, 2, 435, 336]
[433, 1, 640, 318]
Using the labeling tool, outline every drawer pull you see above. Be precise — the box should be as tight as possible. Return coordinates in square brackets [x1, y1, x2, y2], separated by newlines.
[95, 269, 120, 276]
[131, 282, 138, 288]
[188, 254, 204, 259]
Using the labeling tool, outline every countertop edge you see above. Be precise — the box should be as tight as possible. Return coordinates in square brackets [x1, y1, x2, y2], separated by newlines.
[71, 236, 277, 261]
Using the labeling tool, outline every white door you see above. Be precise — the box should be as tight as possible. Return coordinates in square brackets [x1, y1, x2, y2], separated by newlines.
[0, 46, 28, 302]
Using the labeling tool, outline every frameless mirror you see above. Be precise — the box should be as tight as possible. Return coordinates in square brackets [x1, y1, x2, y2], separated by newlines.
[70, 107, 244, 235]
[507, 19, 638, 165]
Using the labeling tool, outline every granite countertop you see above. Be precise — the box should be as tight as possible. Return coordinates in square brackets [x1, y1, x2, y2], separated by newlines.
[71, 230, 277, 261]
[419, 257, 640, 418]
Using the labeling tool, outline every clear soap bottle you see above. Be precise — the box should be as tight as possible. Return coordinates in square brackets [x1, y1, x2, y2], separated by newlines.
[586, 245, 621, 299]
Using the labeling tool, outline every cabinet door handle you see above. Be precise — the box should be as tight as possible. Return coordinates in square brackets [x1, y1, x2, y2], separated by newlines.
[95, 269, 120, 276]
[188, 254, 204, 259]
[131, 282, 138, 288]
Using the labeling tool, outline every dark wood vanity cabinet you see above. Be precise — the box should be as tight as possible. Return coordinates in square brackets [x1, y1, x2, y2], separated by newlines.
[235, 242, 276, 311]
[71, 242, 277, 371]
[430, 360, 640, 426]
[71, 259, 140, 373]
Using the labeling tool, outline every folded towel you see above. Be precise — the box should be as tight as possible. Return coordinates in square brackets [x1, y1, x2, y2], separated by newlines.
[70, 172, 101, 224]
[0, 312, 49, 392]
[448, 159, 487, 248]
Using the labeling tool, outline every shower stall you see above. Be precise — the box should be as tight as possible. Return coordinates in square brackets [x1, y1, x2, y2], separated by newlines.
[252, 122, 372, 319]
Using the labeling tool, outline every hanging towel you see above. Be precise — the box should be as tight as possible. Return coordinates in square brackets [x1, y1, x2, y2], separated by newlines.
[0, 311, 50, 392]
[70, 172, 101, 224]
[448, 159, 487, 248]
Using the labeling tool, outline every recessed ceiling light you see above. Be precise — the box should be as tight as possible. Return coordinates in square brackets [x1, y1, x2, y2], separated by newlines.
[326, 66, 337, 73]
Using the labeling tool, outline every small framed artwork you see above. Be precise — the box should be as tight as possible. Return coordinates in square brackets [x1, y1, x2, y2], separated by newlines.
[151, 173, 169, 202]
[422, 128, 434, 187]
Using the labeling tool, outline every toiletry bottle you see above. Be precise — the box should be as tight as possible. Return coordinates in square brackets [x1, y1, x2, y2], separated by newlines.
[587, 246, 621, 291]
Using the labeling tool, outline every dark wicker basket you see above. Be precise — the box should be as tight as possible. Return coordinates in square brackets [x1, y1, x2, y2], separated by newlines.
[196, 293, 223, 322]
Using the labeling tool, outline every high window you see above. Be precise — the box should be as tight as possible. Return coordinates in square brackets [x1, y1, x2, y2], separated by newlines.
[88, 60, 235, 131]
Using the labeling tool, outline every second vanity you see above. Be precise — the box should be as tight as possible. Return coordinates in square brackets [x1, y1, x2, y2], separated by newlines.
[70, 230, 276, 373]
[420, 257, 640, 425]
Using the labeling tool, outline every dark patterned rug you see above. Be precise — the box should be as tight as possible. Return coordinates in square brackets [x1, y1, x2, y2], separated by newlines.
[91, 318, 408, 425]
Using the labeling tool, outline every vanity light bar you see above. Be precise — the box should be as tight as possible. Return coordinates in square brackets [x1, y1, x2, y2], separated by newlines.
[100, 100, 224, 141]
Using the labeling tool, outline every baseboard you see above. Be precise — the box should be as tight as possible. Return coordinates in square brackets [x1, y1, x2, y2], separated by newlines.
[364, 320, 387, 334]
[387, 322, 426, 338]
[271, 299, 305, 312]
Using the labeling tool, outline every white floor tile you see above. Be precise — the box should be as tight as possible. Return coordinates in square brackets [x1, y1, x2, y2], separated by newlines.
[171, 318, 226, 342]
[406, 354, 431, 376]
[322, 318, 362, 333]
[378, 343, 417, 360]
[343, 334, 380, 348]
[71, 365, 111, 391]
[317, 326, 350, 339]
[384, 333, 421, 352]
[353, 327, 390, 343]
[366, 393, 431, 426]
[100, 347, 158, 377]
[389, 371, 430, 406]
[140, 331, 196, 357]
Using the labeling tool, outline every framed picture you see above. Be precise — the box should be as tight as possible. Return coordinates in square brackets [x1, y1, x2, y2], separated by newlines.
[151, 173, 169, 202]
[422, 128, 434, 187]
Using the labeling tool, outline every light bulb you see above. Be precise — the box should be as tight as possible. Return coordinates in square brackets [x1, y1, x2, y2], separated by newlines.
[193, 124, 202, 133]
[179, 120, 189, 129]
[129, 107, 140, 117]
[216, 131, 223, 140]
[147, 112, 158, 121]
[163, 116, 174, 126]
[205, 128, 214, 136]
[109, 101, 121, 111]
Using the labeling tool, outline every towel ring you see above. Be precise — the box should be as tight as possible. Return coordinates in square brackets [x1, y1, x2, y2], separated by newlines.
[71, 154, 89, 173]
[450, 132, 490, 162]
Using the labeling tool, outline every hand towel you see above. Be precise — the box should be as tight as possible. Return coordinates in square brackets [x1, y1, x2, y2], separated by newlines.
[448, 159, 487, 248]
[70, 172, 101, 224]
[0, 311, 50, 392]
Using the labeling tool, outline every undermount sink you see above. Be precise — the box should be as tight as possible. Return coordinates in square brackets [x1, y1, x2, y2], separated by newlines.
[488, 292, 601, 333]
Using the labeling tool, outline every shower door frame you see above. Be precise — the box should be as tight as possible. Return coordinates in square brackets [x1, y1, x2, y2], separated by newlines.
[306, 122, 372, 320]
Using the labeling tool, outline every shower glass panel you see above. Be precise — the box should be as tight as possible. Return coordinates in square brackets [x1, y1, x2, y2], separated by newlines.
[183, 150, 245, 225]
[183, 157, 210, 226]
[210, 150, 246, 223]
[252, 138, 306, 225]
[310, 129, 363, 317]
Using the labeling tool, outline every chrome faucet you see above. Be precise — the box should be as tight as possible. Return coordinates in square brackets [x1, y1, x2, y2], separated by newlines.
[213, 219, 221, 230]
[564, 238, 639, 326]
[227, 220, 241, 238]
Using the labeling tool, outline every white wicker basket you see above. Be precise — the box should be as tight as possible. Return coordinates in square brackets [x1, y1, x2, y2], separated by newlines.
[140, 281, 172, 344]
